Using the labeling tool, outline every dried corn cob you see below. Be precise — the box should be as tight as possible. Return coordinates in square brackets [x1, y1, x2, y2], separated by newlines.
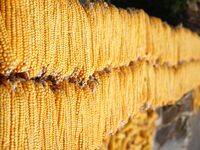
[0, 12, 16, 75]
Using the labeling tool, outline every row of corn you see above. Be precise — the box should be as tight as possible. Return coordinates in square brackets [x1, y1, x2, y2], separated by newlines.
[1, 0, 200, 79]
[1, 60, 200, 149]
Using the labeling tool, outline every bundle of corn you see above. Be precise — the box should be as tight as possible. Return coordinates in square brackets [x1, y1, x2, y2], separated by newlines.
[101, 88, 200, 150]
[1, 0, 200, 149]
[101, 109, 157, 150]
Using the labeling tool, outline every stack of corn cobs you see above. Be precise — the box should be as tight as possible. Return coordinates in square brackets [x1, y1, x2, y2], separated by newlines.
[1, 0, 200, 149]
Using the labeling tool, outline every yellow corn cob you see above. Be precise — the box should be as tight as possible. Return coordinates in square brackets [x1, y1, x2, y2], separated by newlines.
[54, 86, 67, 149]
[35, 82, 46, 149]
[59, 1, 70, 76]
[22, 81, 39, 149]
[0, 12, 16, 75]
[41, 0, 55, 76]
[8, 82, 27, 149]
[0, 84, 11, 149]
[29, 0, 43, 77]
[193, 87, 200, 112]
[45, 82, 59, 149]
